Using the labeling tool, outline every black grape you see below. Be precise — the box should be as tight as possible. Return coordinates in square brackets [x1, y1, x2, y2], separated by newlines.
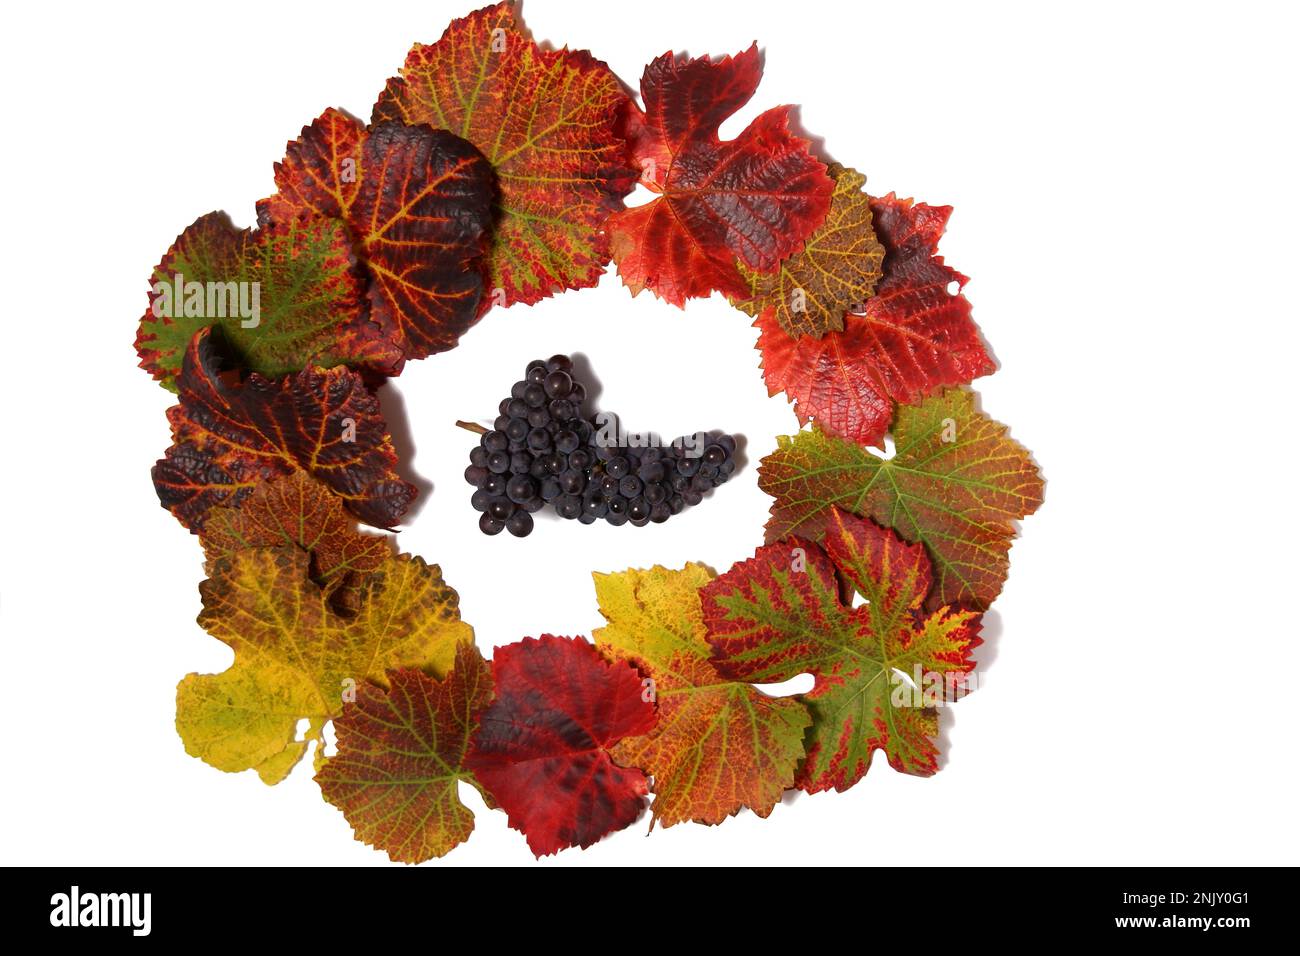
[464, 355, 740, 537]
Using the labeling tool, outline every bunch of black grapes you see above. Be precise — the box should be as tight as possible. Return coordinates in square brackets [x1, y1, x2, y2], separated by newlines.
[463, 355, 738, 536]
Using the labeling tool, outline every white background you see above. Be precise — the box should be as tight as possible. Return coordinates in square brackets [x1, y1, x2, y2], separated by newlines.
[2, 0, 1296, 866]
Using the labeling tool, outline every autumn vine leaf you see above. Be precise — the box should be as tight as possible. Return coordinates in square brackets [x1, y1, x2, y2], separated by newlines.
[152, 328, 416, 531]
[756, 193, 995, 447]
[372, 2, 637, 310]
[760, 388, 1044, 610]
[608, 44, 834, 306]
[732, 164, 885, 337]
[317, 642, 493, 863]
[467, 635, 655, 856]
[702, 509, 980, 793]
[257, 109, 495, 360]
[200, 470, 390, 614]
[135, 212, 401, 390]
[592, 565, 810, 827]
[177, 548, 473, 785]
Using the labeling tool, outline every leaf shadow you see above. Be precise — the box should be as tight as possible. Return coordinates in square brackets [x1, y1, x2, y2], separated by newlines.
[568, 350, 602, 419]
[730, 430, 749, 474]
[786, 104, 837, 167]
[375, 380, 433, 522]
[935, 606, 1003, 771]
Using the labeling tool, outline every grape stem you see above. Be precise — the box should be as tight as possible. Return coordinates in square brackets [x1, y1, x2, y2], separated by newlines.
[455, 420, 489, 436]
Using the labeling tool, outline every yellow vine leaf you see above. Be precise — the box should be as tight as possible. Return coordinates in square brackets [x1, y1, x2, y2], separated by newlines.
[177, 548, 473, 784]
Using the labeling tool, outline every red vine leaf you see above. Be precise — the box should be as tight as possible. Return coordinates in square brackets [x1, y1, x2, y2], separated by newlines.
[756, 193, 995, 447]
[608, 44, 834, 306]
[153, 328, 416, 531]
[373, 2, 637, 309]
[701, 509, 981, 793]
[317, 642, 494, 863]
[200, 470, 390, 614]
[257, 108, 494, 360]
[467, 635, 655, 856]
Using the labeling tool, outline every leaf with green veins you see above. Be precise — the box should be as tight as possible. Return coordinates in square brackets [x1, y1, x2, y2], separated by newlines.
[593, 564, 810, 826]
[760, 387, 1044, 610]
[177, 548, 473, 784]
[317, 642, 493, 863]
[701, 509, 981, 793]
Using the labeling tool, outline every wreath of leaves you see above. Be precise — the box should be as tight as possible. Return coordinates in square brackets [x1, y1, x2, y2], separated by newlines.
[137, 2, 1043, 861]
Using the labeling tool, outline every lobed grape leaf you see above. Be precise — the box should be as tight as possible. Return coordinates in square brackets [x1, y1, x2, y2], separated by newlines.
[177, 548, 473, 784]
[608, 44, 833, 306]
[592, 564, 810, 827]
[760, 388, 1044, 610]
[200, 470, 390, 614]
[317, 642, 493, 863]
[135, 212, 402, 391]
[733, 164, 885, 338]
[467, 634, 655, 856]
[373, 2, 637, 309]
[257, 109, 494, 360]
[756, 193, 994, 447]
[701, 509, 980, 793]
[152, 327, 416, 532]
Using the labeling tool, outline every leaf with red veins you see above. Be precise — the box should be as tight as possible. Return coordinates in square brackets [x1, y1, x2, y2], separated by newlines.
[756, 192, 995, 447]
[608, 44, 834, 306]
[258, 109, 494, 360]
[467, 635, 655, 856]
[701, 509, 980, 793]
[153, 328, 416, 531]
[317, 642, 494, 863]
[372, 2, 637, 309]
